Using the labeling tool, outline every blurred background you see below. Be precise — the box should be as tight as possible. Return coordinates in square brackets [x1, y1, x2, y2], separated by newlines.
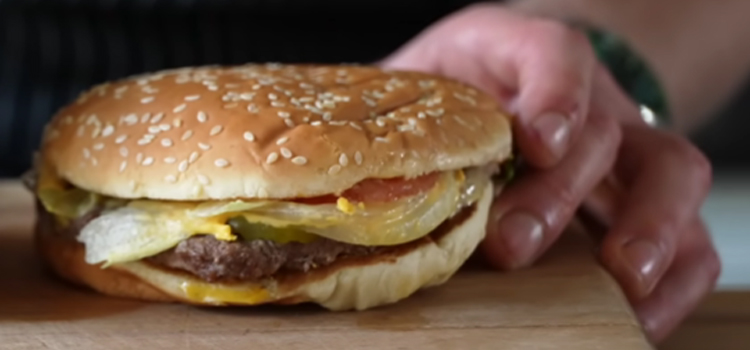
[0, 0, 747, 289]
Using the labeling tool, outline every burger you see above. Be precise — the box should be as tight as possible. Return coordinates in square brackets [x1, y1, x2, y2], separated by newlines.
[28, 63, 514, 310]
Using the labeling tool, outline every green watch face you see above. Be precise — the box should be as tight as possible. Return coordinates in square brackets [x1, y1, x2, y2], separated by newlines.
[587, 30, 670, 123]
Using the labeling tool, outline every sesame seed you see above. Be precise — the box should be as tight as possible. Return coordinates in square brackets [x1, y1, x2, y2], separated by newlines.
[284, 119, 295, 128]
[376, 119, 386, 127]
[426, 109, 444, 117]
[266, 152, 279, 164]
[408, 118, 418, 126]
[151, 113, 165, 124]
[197, 111, 208, 123]
[339, 153, 349, 167]
[328, 164, 342, 175]
[291, 156, 307, 165]
[180, 130, 194, 141]
[102, 124, 115, 137]
[355, 151, 363, 165]
[349, 122, 362, 130]
[311, 121, 322, 126]
[185, 95, 201, 101]
[322, 112, 332, 121]
[91, 157, 99, 166]
[453, 93, 477, 106]
[276, 136, 289, 145]
[119, 161, 127, 173]
[173, 119, 183, 128]
[375, 137, 389, 143]
[330, 120, 347, 126]
[119, 147, 129, 157]
[398, 124, 414, 132]
[178, 160, 189, 172]
[189, 151, 200, 163]
[82, 148, 91, 159]
[214, 158, 230, 168]
[115, 135, 128, 144]
[173, 104, 187, 113]
[136, 153, 144, 164]
[164, 157, 176, 164]
[363, 97, 377, 107]
[243, 131, 255, 142]
[124, 114, 138, 125]
[141, 113, 151, 124]
[240, 93, 255, 101]
[280, 147, 292, 158]
[419, 80, 436, 89]
[142, 157, 154, 166]
[148, 126, 161, 134]
[207, 85, 218, 91]
[165, 175, 177, 183]
[247, 104, 259, 113]
[453, 115, 471, 128]
[268, 93, 278, 100]
[223, 103, 238, 109]
[141, 96, 155, 104]
[417, 112, 426, 119]
[159, 124, 171, 131]
[137, 139, 151, 145]
[277, 111, 290, 118]
[271, 101, 285, 108]
[91, 127, 102, 138]
[198, 142, 211, 151]
[209, 125, 223, 136]
[93, 143, 105, 151]
[197, 174, 210, 185]
[161, 138, 173, 147]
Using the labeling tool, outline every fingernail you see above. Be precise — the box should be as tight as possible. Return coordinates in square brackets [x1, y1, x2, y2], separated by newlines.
[621, 239, 664, 294]
[532, 112, 571, 160]
[494, 211, 545, 268]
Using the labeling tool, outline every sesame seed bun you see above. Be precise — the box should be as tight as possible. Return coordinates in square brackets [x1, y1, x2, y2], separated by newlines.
[36, 182, 495, 310]
[39, 64, 512, 200]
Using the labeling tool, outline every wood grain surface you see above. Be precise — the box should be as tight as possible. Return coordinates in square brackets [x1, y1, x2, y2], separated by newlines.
[0, 181, 653, 350]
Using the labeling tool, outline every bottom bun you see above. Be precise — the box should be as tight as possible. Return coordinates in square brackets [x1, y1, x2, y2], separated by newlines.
[36, 182, 495, 311]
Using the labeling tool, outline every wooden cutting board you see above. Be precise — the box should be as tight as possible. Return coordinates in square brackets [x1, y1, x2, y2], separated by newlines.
[0, 181, 653, 350]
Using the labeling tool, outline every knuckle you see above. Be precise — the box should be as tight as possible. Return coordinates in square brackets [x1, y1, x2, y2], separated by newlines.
[537, 176, 580, 219]
[704, 248, 723, 284]
[686, 145, 713, 191]
[664, 136, 714, 192]
[529, 18, 589, 48]
[589, 115, 623, 154]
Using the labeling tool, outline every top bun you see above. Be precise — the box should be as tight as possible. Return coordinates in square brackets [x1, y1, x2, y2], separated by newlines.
[38, 64, 513, 200]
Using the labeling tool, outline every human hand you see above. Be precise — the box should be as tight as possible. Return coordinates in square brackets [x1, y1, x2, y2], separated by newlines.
[378, 3, 720, 343]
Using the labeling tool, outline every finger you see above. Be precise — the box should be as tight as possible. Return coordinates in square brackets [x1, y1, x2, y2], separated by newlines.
[579, 67, 652, 234]
[482, 113, 621, 270]
[598, 125, 713, 301]
[501, 19, 596, 168]
[633, 219, 721, 343]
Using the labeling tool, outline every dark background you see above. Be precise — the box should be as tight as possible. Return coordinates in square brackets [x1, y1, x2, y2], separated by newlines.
[0, 0, 747, 177]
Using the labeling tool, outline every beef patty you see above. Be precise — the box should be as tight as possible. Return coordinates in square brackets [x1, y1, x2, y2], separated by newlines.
[41, 201, 473, 284]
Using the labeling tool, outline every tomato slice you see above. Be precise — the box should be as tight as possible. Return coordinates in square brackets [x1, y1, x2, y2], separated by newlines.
[295, 172, 440, 204]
